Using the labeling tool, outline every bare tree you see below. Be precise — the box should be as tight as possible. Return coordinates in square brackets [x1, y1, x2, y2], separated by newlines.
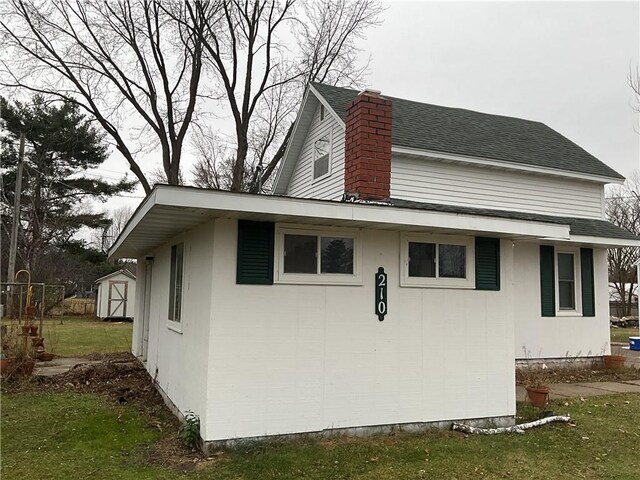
[91, 205, 135, 251]
[630, 65, 640, 112]
[186, 0, 384, 192]
[0, 0, 213, 194]
[606, 173, 640, 317]
[191, 127, 237, 190]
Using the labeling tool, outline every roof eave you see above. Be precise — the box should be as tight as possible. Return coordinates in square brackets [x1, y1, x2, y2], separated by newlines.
[109, 186, 571, 260]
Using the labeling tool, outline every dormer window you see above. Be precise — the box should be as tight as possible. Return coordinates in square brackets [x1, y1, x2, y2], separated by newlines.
[313, 135, 330, 180]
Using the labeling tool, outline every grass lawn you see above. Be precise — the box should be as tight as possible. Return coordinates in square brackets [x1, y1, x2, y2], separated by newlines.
[2, 391, 640, 480]
[2, 316, 133, 357]
[43, 316, 133, 357]
[611, 327, 639, 344]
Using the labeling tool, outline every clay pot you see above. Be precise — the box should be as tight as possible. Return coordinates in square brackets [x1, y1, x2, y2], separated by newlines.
[603, 355, 625, 369]
[37, 353, 55, 362]
[0, 358, 15, 375]
[526, 386, 550, 408]
[29, 325, 39, 336]
[31, 337, 45, 347]
[21, 325, 30, 335]
[25, 305, 37, 316]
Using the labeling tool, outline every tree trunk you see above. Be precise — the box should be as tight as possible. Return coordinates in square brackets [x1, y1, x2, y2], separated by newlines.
[232, 127, 249, 192]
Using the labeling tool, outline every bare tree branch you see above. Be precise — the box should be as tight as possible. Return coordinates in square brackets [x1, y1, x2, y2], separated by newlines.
[186, 0, 383, 193]
[0, 0, 212, 194]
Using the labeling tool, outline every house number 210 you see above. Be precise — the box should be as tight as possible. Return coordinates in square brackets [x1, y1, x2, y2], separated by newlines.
[375, 267, 388, 321]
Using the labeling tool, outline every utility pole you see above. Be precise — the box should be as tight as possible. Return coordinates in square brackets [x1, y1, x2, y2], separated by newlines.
[7, 131, 25, 317]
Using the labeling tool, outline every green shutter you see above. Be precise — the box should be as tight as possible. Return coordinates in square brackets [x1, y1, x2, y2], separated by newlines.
[475, 237, 500, 290]
[236, 220, 274, 285]
[540, 245, 556, 317]
[581, 248, 595, 317]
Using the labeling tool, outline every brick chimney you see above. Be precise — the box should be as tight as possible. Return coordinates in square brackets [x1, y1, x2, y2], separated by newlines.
[344, 89, 392, 202]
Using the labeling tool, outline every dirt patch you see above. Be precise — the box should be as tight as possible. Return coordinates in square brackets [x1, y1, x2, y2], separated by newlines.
[15, 354, 166, 406]
[144, 434, 227, 471]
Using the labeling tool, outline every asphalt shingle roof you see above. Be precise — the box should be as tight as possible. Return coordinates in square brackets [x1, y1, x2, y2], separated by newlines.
[389, 198, 639, 241]
[312, 82, 624, 181]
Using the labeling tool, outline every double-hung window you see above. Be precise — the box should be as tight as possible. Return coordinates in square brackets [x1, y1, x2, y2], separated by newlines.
[555, 249, 581, 314]
[540, 245, 591, 317]
[401, 234, 474, 288]
[557, 252, 576, 310]
[313, 134, 331, 180]
[168, 242, 184, 324]
[276, 226, 361, 284]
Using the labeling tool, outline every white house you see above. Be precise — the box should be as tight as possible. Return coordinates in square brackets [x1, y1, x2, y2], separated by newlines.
[95, 269, 136, 320]
[109, 83, 639, 447]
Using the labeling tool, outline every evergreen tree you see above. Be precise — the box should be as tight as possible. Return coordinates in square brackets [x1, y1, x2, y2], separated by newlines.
[1, 95, 135, 286]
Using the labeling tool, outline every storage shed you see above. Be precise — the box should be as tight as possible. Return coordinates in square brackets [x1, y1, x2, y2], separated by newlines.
[95, 269, 136, 320]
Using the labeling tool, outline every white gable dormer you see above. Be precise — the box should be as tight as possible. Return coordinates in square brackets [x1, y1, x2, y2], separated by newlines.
[273, 86, 346, 200]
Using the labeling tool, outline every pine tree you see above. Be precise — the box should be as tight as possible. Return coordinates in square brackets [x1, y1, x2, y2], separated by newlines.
[1, 95, 135, 284]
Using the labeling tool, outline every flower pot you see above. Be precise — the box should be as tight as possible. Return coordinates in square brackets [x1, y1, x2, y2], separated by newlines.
[37, 352, 55, 362]
[0, 358, 15, 375]
[29, 325, 39, 336]
[25, 305, 37, 316]
[526, 386, 549, 408]
[603, 355, 625, 369]
[21, 325, 30, 335]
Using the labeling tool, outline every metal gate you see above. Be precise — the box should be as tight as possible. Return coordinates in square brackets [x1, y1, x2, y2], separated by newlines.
[107, 280, 128, 317]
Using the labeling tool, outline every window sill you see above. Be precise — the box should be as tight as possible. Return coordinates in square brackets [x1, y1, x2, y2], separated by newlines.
[400, 276, 474, 289]
[311, 171, 332, 184]
[275, 274, 362, 286]
[166, 321, 183, 334]
[556, 311, 583, 317]
[400, 282, 474, 290]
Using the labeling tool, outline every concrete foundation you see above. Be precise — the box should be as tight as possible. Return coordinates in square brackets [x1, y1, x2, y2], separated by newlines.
[200, 415, 516, 452]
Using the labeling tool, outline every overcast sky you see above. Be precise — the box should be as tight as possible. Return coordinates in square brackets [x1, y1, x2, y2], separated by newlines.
[101, 0, 640, 213]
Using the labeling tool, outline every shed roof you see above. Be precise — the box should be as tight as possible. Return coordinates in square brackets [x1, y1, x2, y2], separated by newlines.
[95, 269, 136, 284]
[311, 82, 624, 182]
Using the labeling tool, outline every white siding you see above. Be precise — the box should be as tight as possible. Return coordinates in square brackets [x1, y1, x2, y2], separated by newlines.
[513, 243, 610, 359]
[391, 156, 605, 219]
[287, 104, 345, 200]
[133, 221, 214, 440]
[206, 218, 515, 441]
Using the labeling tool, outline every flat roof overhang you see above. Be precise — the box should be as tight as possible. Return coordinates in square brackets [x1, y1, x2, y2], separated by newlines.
[109, 186, 581, 259]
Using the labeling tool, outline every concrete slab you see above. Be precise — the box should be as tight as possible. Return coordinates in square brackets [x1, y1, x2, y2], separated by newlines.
[33, 357, 100, 377]
[547, 383, 609, 398]
[579, 381, 640, 394]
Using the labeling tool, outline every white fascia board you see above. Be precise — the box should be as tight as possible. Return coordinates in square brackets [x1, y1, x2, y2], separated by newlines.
[308, 84, 346, 128]
[159, 186, 568, 238]
[392, 146, 625, 185]
[554, 235, 640, 248]
[108, 189, 157, 259]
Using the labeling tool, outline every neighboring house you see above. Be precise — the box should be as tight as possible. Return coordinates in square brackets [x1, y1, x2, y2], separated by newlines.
[109, 83, 640, 447]
[95, 269, 136, 320]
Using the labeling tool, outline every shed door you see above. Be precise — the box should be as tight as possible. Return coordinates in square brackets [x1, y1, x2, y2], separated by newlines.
[108, 280, 128, 317]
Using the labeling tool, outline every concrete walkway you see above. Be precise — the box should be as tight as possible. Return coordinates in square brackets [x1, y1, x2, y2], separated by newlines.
[516, 379, 640, 402]
[33, 357, 101, 377]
